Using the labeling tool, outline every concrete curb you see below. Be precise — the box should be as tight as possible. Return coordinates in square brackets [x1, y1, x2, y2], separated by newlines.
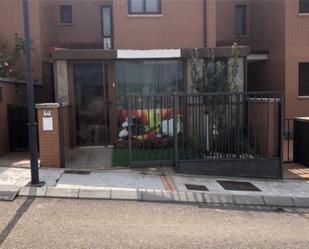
[11, 186, 309, 208]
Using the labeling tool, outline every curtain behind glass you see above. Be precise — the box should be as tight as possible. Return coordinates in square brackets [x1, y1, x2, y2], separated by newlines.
[115, 60, 183, 109]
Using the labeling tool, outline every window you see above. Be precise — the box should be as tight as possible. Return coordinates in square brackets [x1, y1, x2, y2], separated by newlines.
[300, 0, 309, 13]
[101, 6, 113, 37]
[115, 60, 183, 108]
[299, 63, 309, 96]
[128, 0, 161, 14]
[235, 5, 247, 36]
[59, 5, 72, 24]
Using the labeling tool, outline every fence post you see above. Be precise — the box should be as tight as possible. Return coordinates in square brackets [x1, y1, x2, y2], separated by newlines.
[173, 93, 178, 168]
[279, 93, 285, 178]
[58, 99, 65, 168]
[128, 97, 132, 166]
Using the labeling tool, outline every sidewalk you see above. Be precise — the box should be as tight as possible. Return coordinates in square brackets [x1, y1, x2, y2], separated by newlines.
[0, 166, 309, 208]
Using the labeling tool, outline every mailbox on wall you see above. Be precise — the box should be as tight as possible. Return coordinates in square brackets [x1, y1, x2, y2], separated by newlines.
[43, 109, 53, 131]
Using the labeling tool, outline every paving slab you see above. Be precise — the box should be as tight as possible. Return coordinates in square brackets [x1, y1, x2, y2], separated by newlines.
[263, 195, 295, 207]
[78, 189, 111, 199]
[56, 171, 164, 190]
[172, 191, 205, 203]
[142, 190, 174, 202]
[111, 189, 142, 200]
[203, 193, 235, 204]
[19, 187, 47, 197]
[233, 194, 265, 206]
[292, 197, 309, 208]
[46, 188, 79, 198]
[0, 185, 20, 192]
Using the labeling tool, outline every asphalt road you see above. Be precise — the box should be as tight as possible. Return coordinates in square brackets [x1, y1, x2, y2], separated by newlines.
[0, 198, 309, 249]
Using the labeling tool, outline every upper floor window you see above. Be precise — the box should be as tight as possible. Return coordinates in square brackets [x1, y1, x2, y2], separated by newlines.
[299, 63, 309, 96]
[299, 0, 309, 13]
[102, 6, 113, 38]
[59, 5, 72, 24]
[235, 4, 247, 36]
[128, 0, 161, 14]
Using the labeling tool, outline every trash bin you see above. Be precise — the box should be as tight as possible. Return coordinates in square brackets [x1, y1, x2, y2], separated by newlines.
[294, 117, 309, 167]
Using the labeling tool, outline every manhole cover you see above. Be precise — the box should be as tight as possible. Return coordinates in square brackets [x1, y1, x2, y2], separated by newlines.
[185, 184, 208, 191]
[63, 170, 90, 175]
[0, 191, 18, 201]
[217, 180, 261, 192]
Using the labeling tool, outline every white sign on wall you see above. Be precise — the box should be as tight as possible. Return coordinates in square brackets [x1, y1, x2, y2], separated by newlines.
[43, 117, 53, 131]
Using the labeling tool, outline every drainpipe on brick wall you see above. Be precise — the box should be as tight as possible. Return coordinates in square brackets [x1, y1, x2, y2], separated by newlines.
[204, 0, 207, 47]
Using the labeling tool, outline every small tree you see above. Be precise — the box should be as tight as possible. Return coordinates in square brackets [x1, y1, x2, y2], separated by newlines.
[0, 33, 27, 80]
[190, 42, 240, 93]
[188, 43, 249, 158]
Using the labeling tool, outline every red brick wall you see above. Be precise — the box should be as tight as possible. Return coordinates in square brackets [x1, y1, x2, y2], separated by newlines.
[37, 106, 61, 167]
[285, 0, 309, 118]
[114, 0, 205, 49]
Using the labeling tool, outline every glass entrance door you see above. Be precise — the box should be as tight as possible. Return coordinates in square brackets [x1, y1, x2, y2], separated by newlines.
[73, 62, 110, 145]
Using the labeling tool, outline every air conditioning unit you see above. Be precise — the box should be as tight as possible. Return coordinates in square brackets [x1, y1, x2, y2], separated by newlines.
[103, 38, 112, 49]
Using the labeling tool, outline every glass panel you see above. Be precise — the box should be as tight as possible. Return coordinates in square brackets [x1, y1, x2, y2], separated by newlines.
[300, 0, 309, 13]
[235, 5, 246, 35]
[145, 0, 160, 13]
[130, 0, 144, 13]
[60, 5, 72, 24]
[74, 63, 106, 145]
[115, 60, 183, 109]
[102, 7, 112, 37]
[115, 60, 182, 144]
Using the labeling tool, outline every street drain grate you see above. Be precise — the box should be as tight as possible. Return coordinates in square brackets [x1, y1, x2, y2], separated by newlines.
[185, 184, 208, 191]
[63, 170, 90, 175]
[0, 191, 18, 201]
[217, 180, 261, 192]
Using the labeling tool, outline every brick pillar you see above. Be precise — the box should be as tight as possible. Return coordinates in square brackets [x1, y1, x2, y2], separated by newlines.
[36, 103, 61, 168]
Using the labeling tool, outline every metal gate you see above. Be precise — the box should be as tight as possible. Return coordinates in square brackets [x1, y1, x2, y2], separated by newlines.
[127, 92, 284, 178]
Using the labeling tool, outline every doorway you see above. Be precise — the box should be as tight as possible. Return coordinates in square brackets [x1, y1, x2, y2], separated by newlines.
[73, 62, 110, 146]
[7, 104, 29, 152]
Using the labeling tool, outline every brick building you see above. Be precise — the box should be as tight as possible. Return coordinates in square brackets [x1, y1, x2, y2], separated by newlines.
[0, 0, 308, 169]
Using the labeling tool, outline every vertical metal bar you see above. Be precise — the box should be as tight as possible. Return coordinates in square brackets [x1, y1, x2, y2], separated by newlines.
[267, 95, 270, 158]
[173, 93, 178, 167]
[128, 97, 132, 166]
[279, 93, 285, 178]
[135, 96, 138, 161]
[154, 95, 157, 160]
[141, 96, 144, 161]
[229, 94, 232, 159]
[23, 0, 40, 184]
[160, 96, 163, 160]
[287, 118, 290, 162]
[103, 63, 108, 144]
[246, 93, 250, 159]
[237, 93, 240, 159]
[198, 95, 203, 159]
[147, 97, 151, 160]
[239, 93, 243, 159]
[59, 100, 65, 168]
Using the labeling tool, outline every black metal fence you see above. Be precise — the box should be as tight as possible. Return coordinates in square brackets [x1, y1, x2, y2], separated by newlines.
[126, 92, 284, 178]
[284, 118, 294, 162]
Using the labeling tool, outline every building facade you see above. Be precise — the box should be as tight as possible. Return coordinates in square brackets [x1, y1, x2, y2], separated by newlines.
[0, 0, 308, 154]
